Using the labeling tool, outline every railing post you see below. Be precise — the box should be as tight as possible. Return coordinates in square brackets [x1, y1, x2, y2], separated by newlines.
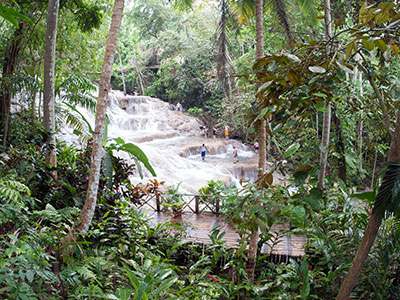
[195, 195, 199, 214]
[156, 192, 160, 212]
[215, 197, 220, 214]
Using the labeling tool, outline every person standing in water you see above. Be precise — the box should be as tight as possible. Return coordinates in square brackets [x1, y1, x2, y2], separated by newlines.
[233, 146, 238, 164]
[176, 102, 182, 111]
[225, 125, 230, 139]
[201, 144, 207, 161]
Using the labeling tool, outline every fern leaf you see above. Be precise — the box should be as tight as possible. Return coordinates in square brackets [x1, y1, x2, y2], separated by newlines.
[0, 178, 30, 203]
[76, 266, 96, 280]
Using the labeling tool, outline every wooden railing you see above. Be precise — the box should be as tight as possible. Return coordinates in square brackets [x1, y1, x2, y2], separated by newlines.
[133, 192, 223, 214]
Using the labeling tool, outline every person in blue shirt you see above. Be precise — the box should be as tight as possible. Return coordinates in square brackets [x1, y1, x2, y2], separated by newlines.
[201, 144, 206, 160]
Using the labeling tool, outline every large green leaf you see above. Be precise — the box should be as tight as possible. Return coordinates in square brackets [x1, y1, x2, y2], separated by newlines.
[108, 137, 155, 178]
[315, 102, 328, 112]
[290, 205, 306, 227]
[308, 66, 326, 73]
[103, 151, 113, 189]
[306, 188, 323, 210]
[284, 142, 300, 158]
[345, 153, 357, 169]
[284, 53, 301, 63]
[352, 191, 376, 204]
[0, 5, 32, 27]
[120, 142, 156, 177]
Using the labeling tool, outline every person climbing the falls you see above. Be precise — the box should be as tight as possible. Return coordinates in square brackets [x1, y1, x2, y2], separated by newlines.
[224, 125, 230, 139]
[254, 141, 259, 153]
[212, 127, 217, 140]
[233, 146, 238, 164]
[176, 102, 182, 112]
[201, 144, 207, 161]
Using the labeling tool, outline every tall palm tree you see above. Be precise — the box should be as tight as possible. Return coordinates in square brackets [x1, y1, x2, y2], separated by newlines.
[317, 0, 332, 189]
[43, 0, 59, 170]
[0, 5, 31, 147]
[1, 22, 25, 147]
[216, 0, 234, 103]
[246, 0, 265, 283]
[77, 0, 125, 234]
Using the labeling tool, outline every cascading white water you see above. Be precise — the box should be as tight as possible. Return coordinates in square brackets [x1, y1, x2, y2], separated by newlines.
[60, 90, 259, 193]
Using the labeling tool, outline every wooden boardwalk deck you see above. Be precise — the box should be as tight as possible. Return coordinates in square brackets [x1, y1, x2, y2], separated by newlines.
[145, 210, 306, 258]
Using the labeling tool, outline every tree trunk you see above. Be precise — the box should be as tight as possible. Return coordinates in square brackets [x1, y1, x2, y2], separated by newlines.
[357, 113, 364, 170]
[336, 109, 400, 300]
[43, 0, 59, 169]
[76, 0, 125, 234]
[318, 103, 331, 188]
[369, 75, 391, 136]
[332, 109, 346, 183]
[256, 0, 266, 178]
[358, 63, 392, 137]
[133, 56, 144, 95]
[317, 0, 332, 189]
[117, 47, 126, 96]
[371, 148, 378, 189]
[246, 0, 264, 284]
[1, 23, 24, 147]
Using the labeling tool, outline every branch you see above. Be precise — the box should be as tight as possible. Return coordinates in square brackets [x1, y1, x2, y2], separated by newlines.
[356, 57, 392, 137]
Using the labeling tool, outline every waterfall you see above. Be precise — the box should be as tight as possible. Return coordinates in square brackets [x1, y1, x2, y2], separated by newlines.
[60, 90, 258, 193]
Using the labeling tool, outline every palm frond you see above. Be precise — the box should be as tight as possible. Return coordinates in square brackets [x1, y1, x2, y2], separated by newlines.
[265, 0, 293, 43]
[61, 93, 97, 114]
[373, 163, 400, 217]
[64, 113, 86, 133]
[293, 0, 319, 24]
[56, 74, 96, 96]
[12, 74, 42, 94]
[231, 0, 256, 26]
[62, 102, 94, 135]
[170, 0, 193, 11]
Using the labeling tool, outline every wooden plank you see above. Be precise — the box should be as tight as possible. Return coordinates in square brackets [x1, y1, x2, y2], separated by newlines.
[144, 210, 305, 257]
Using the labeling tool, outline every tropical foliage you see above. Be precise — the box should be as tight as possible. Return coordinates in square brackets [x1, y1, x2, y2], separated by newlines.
[1, 0, 400, 299]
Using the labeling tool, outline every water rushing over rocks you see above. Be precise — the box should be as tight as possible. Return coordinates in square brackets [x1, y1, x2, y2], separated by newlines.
[61, 91, 259, 192]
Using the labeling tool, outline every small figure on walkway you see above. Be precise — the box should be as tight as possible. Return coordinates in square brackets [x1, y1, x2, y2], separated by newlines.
[176, 102, 182, 112]
[224, 125, 230, 139]
[254, 141, 259, 153]
[201, 144, 207, 161]
[212, 127, 217, 140]
[233, 146, 238, 164]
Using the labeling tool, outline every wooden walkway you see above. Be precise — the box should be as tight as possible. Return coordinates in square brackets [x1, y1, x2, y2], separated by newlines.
[145, 210, 306, 259]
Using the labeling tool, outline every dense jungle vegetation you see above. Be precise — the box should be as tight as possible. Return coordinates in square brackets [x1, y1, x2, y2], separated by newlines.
[1, 0, 400, 299]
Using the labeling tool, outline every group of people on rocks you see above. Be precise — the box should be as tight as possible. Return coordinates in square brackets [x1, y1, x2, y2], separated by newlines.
[200, 125, 230, 140]
[201, 143, 238, 163]
[174, 103, 258, 164]
[200, 125, 261, 164]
